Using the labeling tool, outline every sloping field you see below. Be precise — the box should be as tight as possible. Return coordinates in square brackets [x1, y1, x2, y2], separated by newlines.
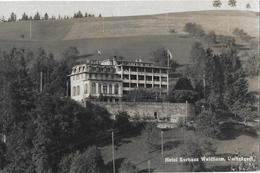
[0, 34, 198, 64]
[0, 10, 258, 64]
[0, 10, 258, 41]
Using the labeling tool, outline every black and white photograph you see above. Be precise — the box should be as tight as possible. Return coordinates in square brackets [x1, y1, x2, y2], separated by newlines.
[0, 0, 259, 172]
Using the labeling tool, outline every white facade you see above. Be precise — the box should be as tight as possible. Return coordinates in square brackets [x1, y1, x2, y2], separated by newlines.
[101, 58, 170, 96]
[70, 58, 170, 103]
[69, 61, 123, 103]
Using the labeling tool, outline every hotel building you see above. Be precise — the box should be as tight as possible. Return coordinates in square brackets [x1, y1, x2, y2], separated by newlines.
[69, 60, 123, 103]
[101, 58, 169, 96]
[70, 58, 170, 102]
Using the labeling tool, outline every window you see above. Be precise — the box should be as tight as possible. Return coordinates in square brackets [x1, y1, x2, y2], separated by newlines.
[130, 75, 137, 80]
[123, 75, 129, 80]
[138, 75, 144, 80]
[147, 84, 152, 88]
[153, 69, 159, 73]
[103, 84, 107, 94]
[84, 83, 88, 94]
[130, 67, 137, 72]
[92, 83, 96, 94]
[154, 76, 160, 81]
[131, 83, 137, 88]
[139, 84, 144, 88]
[161, 69, 167, 74]
[114, 84, 119, 94]
[161, 85, 167, 89]
[76, 86, 80, 95]
[154, 112, 158, 119]
[73, 86, 76, 96]
[146, 76, 152, 81]
[98, 83, 101, 94]
[138, 68, 144, 72]
[161, 77, 167, 82]
[154, 84, 160, 88]
[109, 84, 112, 94]
[123, 90, 129, 95]
[146, 68, 152, 73]
[123, 83, 129, 87]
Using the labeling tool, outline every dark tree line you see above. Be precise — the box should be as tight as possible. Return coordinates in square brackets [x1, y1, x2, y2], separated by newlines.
[0, 47, 114, 172]
[1, 11, 102, 22]
[183, 41, 257, 138]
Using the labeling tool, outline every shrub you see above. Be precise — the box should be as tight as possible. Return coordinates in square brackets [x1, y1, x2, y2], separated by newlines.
[114, 111, 131, 132]
[184, 23, 205, 37]
[119, 160, 138, 173]
[69, 146, 104, 173]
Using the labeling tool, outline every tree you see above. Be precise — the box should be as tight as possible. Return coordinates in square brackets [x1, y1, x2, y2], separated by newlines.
[98, 14, 102, 17]
[183, 23, 205, 37]
[143, 123, 160, 152]
[114, 112, 131, 132]
[152, 47, 178, 70]
[174, 78, 194, 90]
[246, 3, 251, 10]
[34, 12, 41, 20]
[119, 160, 138, 173]
[69, 146, 104, 173]
[246, 56, 259, 77]
[30, 48, 57, 92]
[213, 0, 222, 8]
[21, 12, 28, 20]
[180, 136, 216, 171]
[0, 49, 36, 173]
[196, 110, 221, 138]
[228, 0, 237, 7]
[73, 11, 83, 18]
[44, 13, 49, 20]
[9, 12, 16, 22]
[206, 31, 217, 44]
[84, 12, 88, 18]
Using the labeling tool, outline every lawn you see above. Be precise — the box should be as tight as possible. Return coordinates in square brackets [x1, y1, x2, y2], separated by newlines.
[100, 127, 259, 172]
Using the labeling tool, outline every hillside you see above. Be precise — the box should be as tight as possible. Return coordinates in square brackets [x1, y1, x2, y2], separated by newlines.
[0, 10, 258, 64]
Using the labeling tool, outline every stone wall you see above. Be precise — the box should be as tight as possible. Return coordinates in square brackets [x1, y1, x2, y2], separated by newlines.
[92, 101, 195, 122]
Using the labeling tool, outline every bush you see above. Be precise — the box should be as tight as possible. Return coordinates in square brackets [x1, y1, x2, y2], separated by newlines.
[233, 28, 252, 42]
[184, 23, 205, 37]
[114, 111, 131, 132]
[119, 160, 138, 173]
[143, 123, 160, 151]
[170, 90, 198, 103]
[179, 136, 216, 171]
[69, 146, 104, 173]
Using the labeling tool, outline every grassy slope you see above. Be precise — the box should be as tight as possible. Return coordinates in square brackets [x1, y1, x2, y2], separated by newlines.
[0, 10, 258, 41]
[101, 128, 259, 172]
[0, 10, 258, 64]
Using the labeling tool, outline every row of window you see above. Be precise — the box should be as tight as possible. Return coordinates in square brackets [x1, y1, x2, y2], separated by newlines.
[123, 83, 167, 89]
[123, 75, 167, 81]
[72, 73, 118, 81]
[122, 67, 167, 74]
[91, 83, 119, 95]
[72, 83, 120, 96]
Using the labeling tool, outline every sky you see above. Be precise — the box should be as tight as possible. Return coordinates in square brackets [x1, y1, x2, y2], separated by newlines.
[0, 0, 259, 18]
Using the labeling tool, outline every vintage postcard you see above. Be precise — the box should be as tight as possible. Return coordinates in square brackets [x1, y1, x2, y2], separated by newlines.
[0, 0, 259, 172]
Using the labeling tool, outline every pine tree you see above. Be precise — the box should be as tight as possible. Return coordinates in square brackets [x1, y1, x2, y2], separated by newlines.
[34, 12, 41, 20]
[21, 12, 28, 20]
[213, 0, 222, 8]
[44, 13, 49, 20]
[228, 0, 237, 7]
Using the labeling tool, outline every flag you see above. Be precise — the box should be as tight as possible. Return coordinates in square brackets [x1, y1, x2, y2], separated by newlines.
[167, 49, 173, 60]
[97, 49, 102, 55]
